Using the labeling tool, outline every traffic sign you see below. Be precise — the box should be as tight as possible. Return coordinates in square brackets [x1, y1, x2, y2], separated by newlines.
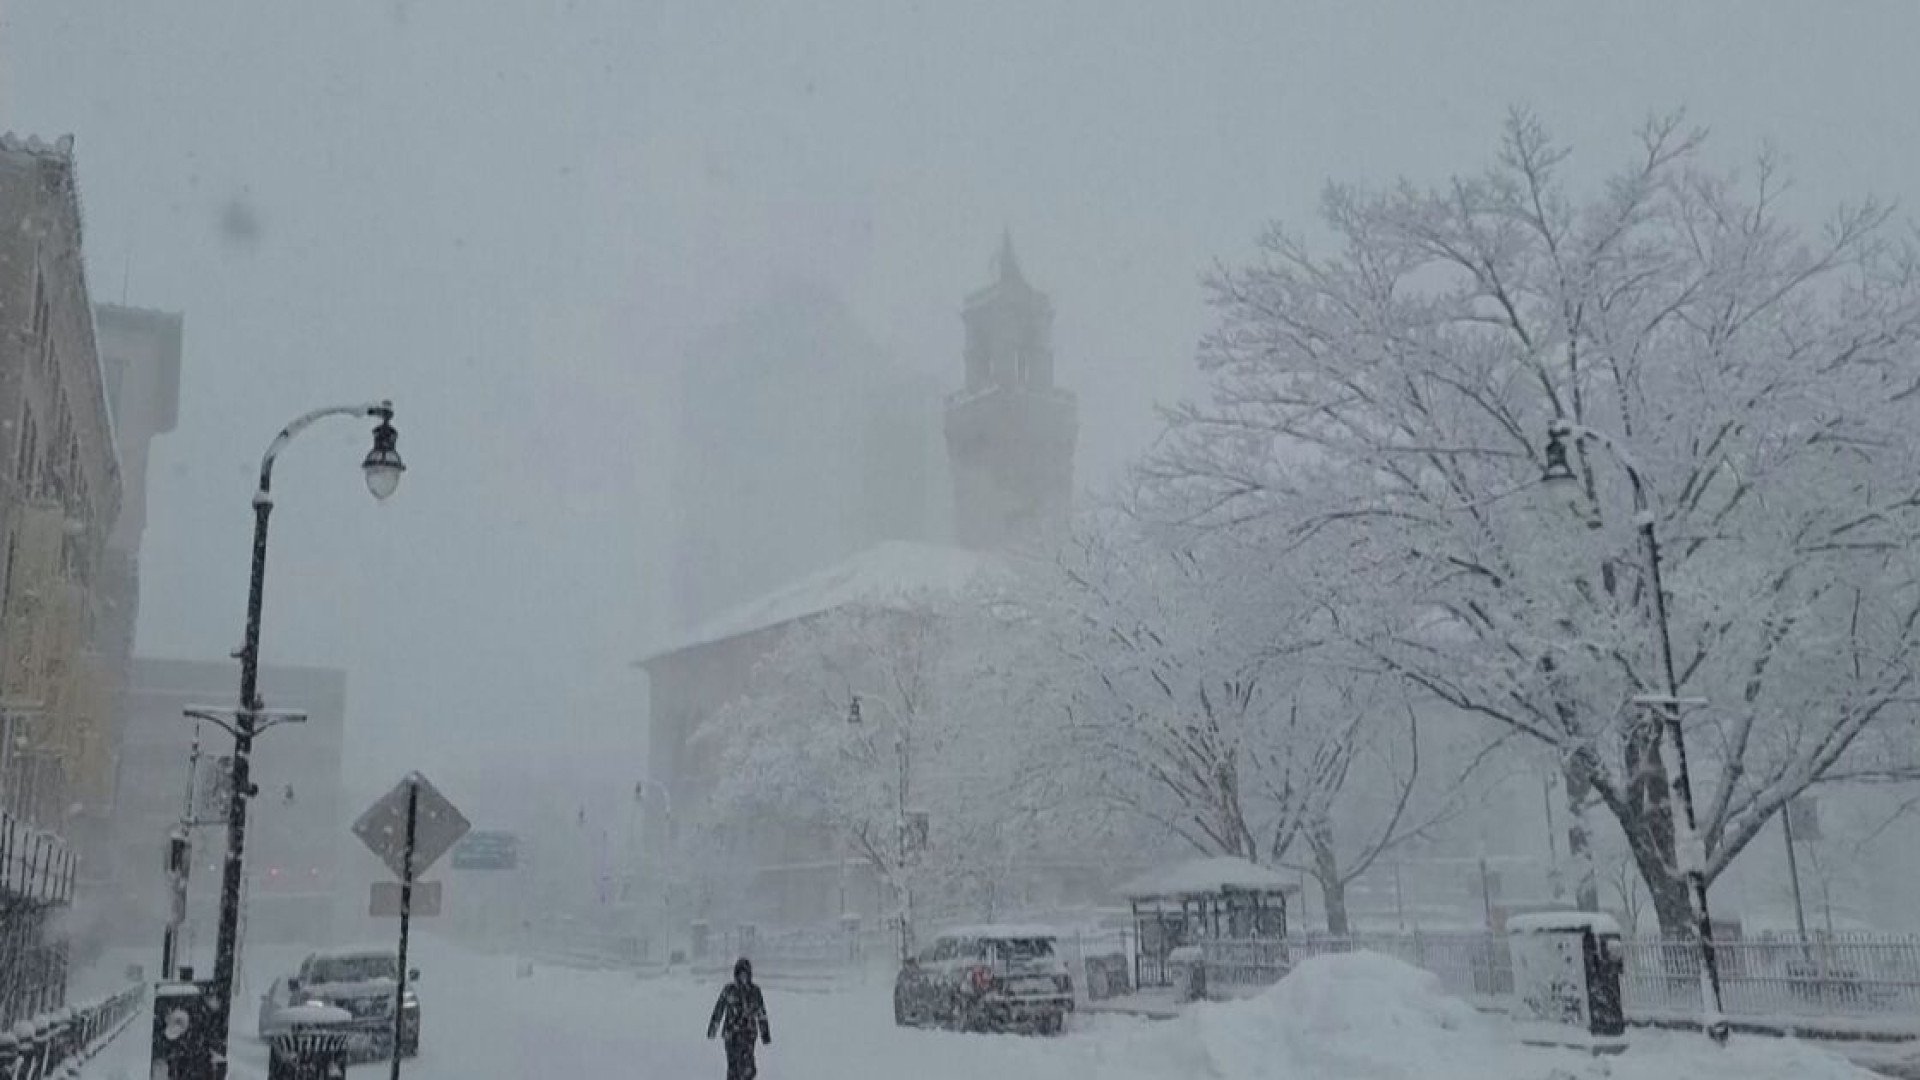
[451, 830, 518, 871]
[353, 772, 471, 880]
[370, 879, 442, 918]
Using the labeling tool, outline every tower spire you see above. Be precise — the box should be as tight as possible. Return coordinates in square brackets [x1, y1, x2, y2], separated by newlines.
[947, 236, 1076, 549]
[993, 228, 1024, 285]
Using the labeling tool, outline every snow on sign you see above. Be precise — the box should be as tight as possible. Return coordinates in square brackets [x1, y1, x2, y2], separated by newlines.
[353, 772, 471, 881]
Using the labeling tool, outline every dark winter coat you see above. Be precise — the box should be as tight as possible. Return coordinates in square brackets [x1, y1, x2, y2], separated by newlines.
[708, 963, 771, 1044]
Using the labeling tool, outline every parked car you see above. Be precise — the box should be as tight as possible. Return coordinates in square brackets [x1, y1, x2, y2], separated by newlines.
[894, 925, 1074, 1035]
[258, 947, 420, 1058]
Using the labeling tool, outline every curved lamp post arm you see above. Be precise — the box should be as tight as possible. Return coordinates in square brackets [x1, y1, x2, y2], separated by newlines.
[257, 401, 395, 503]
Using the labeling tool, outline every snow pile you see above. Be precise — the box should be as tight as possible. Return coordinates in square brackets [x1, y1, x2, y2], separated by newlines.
[1105, 952, 1879, 1080]
[1176, 952, 1532, 1079]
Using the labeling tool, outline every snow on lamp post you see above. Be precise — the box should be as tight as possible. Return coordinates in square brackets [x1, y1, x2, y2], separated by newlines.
[1542, 419, 1729, 1045]
[204, 402, 404, 1079]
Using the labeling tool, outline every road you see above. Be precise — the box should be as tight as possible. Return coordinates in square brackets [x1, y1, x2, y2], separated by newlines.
[85, 935, 1141, 1080]
[80, 936, 1891, 1080]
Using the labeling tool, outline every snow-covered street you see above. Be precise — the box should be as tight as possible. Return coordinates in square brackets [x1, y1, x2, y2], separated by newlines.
[81, 941, 1884, 1080]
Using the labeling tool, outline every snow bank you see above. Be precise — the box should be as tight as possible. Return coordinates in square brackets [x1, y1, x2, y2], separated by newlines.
[1182, 952, 1525, 1079]
[1105, 951, 1878, 1080]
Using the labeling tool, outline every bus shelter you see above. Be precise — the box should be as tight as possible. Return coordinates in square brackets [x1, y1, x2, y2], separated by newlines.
[1121, 856, 1298, 989]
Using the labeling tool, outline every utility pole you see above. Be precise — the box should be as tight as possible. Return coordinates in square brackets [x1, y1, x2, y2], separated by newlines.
[390, 780, 419, 1080]
[161, 723, 205, 981]
[1782, 802, 1810, 946]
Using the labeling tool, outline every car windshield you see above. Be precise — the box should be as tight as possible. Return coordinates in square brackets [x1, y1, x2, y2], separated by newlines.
[307, 955, 396, 983]
[993, 939, 1055, 966]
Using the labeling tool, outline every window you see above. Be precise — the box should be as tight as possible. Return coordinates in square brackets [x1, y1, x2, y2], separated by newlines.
[15, 411, 36, 492]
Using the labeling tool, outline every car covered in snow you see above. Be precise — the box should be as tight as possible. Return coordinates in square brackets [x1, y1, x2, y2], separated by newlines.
[258, 947, 420, 1058]
[894, 925, 1074, 1035]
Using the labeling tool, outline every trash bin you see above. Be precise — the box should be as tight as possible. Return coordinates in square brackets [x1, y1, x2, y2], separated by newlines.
[266, 1004, 359, 1080]
[1507, 912, 1627, 1054]
[149, 980, 218, 1080]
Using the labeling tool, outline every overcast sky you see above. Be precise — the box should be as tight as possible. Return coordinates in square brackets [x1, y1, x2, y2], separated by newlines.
[4, 0, 1919, 811]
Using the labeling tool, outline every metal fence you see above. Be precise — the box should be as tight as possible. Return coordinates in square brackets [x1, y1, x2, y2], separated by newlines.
[0, 812, 75, 1029]
[1622, 935, 1920, 1021]
[1195, 930, 1920, 1030]
[1202, 931, 1514, 997]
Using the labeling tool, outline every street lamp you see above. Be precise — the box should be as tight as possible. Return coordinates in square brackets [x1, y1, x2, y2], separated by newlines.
[205, 401, 402, 1078]
[1541, 419, 1729, 1044]
[848, 693, 915, 963]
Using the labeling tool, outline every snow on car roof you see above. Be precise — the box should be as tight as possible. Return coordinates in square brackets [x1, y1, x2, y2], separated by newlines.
[1120, 856, 1299, 899]
[935, 924, 1062, 941]
[307, 946, 397, 961]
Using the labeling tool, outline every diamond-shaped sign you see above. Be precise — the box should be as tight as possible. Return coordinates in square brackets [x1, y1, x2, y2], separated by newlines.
[353, 772, 470, 881]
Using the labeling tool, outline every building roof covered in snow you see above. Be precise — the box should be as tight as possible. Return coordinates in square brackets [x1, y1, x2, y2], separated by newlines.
[1119, 856, 1300, 900]
[933, 923, 1069, 942]
[637, 540, 989, 667]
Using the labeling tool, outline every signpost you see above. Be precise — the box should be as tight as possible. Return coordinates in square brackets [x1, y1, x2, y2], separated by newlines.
[354, 773, 468, 1080]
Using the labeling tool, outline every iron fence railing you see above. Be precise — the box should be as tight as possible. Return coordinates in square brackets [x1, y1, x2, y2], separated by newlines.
[0, 810, 75, 1031]
[0, 980, 143, 1076]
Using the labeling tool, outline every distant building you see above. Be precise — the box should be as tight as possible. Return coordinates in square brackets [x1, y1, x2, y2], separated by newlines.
[106, 657, 346, 951]
[639, 240, 1082, 935]
[85, 304, 184, 892]
[666, 282, 947, 631]
[945, 234, 1077, 550]
[94, 305, 182, 558]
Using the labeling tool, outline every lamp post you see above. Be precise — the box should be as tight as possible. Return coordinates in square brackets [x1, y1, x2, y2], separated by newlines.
[205, 402, 403, 1078]
[848, 694, 914, 963]
[1542, 418, 1728, 1044]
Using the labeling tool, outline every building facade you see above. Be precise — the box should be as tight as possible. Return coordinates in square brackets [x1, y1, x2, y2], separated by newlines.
[106, 657, 347, 955]
[0, 131, 131, 1024]
[0, 134, 130, 842]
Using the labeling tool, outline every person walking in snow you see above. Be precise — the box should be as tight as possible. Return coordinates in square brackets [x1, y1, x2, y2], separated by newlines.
[708, 957, 771, 1080]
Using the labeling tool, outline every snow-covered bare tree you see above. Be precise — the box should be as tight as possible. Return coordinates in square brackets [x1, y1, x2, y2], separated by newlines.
[1141, 110, 1920, 933]
[1015, 515, 1490, 932]
[692, 590, 1058, 950]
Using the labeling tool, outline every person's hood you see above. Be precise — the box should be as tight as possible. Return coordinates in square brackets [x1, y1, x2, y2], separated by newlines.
[734, 957, 752, 981]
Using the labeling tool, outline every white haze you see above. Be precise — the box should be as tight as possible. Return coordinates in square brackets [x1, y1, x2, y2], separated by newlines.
[5, 0, 1920, 826]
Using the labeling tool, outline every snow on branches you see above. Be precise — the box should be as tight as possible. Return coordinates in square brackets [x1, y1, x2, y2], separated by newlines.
[1141, 110, 1920, 933]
